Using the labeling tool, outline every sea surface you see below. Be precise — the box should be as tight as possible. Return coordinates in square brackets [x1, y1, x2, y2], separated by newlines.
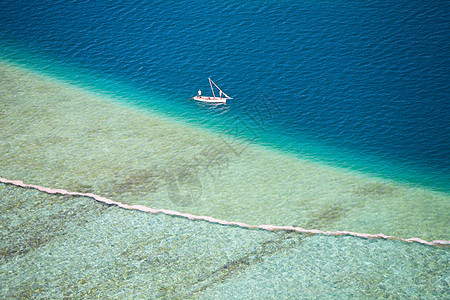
[0, 0, 449, 191]
[0, 1, 449, 298]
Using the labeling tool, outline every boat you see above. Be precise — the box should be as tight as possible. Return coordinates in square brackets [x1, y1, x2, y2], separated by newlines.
[192, 78, 232, 103]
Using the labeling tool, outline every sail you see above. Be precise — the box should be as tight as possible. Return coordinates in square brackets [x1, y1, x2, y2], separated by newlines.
[209, 78, 232, 99]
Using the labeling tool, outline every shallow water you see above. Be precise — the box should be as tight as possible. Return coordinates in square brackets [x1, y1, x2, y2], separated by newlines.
[1, 63, 448, 242]
[0, 0, 449, 297]
[1, 184, 449, 299]
[0, 59, 449, 299]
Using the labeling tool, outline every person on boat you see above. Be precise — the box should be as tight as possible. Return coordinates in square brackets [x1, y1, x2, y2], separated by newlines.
[198, 90, 201, 97]
[220, 90, 223, 98]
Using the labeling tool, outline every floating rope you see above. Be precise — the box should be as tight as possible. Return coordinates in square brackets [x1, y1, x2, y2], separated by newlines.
[1, 176, 448, 247]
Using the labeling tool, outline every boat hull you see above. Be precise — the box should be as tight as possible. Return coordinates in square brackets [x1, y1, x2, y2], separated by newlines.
[192, 96, 227, 103]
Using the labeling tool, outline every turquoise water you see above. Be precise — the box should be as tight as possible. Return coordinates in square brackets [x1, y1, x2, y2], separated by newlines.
[0, 0, 449, 191]
[0, 1, 449, 298]
[1, 62, 448, 242]
[0, 61, 449, 298]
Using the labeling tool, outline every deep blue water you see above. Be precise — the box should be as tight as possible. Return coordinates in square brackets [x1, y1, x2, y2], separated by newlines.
[1, 0, 449, 191]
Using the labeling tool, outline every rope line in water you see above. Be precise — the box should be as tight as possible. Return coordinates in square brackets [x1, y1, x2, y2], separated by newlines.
[1, 176, 448, 247]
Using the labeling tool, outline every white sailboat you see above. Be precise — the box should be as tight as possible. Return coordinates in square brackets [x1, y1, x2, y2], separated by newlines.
[192, 78, 232, 104]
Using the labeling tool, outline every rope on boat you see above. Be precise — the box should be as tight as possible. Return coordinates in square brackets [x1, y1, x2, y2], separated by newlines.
[1, 176, 448, 247]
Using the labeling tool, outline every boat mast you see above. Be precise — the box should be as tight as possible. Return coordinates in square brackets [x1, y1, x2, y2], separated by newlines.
[209, 78, 216, 98]
[209, 78, 232, 99]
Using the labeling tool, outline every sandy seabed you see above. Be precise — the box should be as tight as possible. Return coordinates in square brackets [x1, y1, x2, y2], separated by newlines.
[0, 61, 448, 298]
